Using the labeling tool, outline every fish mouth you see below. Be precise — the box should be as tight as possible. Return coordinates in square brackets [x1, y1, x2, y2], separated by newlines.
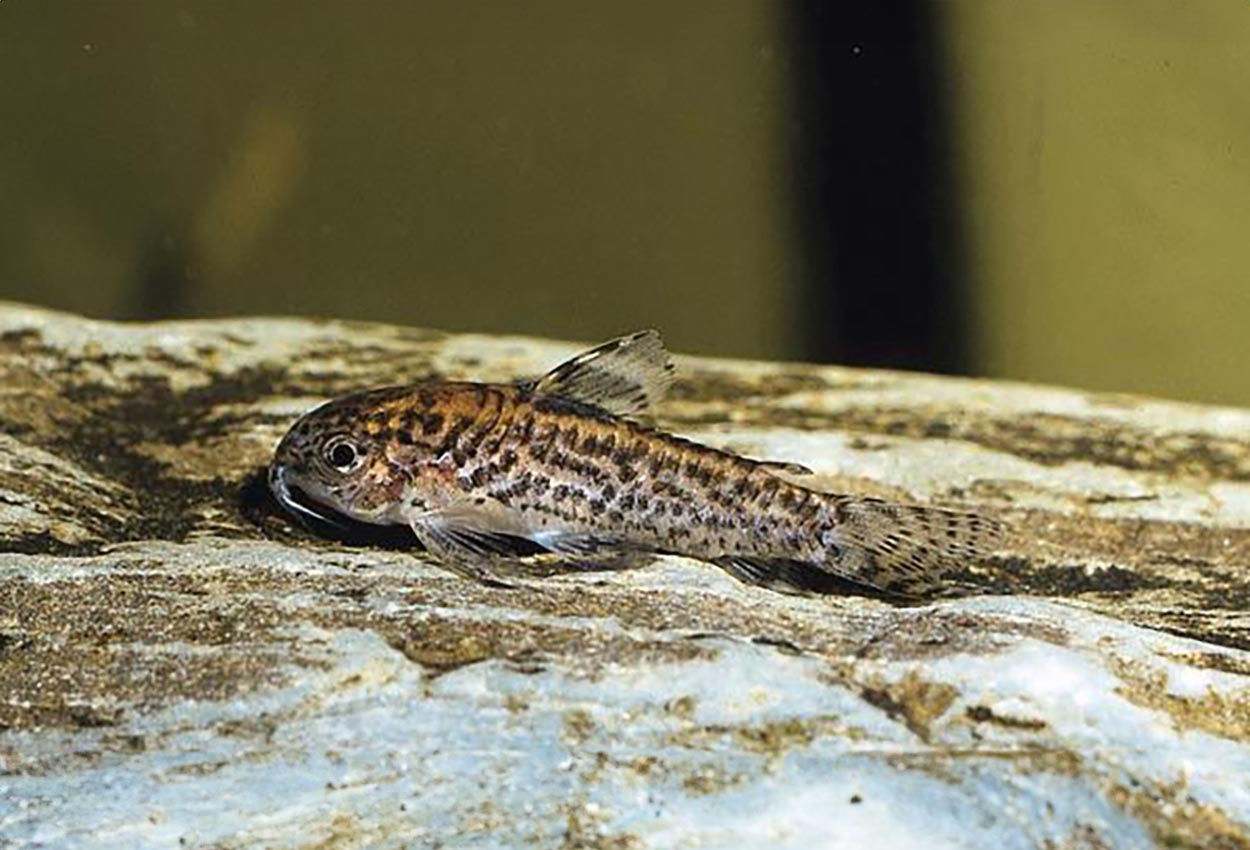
[268, 465, 417, 547]
[269, 466, 353, 534]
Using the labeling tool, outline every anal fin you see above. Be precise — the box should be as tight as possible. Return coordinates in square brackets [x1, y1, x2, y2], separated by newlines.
[755, 459, 815, 476]
[712, 556, 885, 598]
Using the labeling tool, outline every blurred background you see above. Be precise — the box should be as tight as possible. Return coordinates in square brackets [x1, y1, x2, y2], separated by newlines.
[1, 1, 1247, 405]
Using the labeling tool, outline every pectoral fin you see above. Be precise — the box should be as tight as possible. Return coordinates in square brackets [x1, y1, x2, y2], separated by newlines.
[405, 496, 642, 585]
[406, 496, 542, 585]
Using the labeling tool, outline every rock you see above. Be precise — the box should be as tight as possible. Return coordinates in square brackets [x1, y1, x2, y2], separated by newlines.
[1, 301, 1248, 849]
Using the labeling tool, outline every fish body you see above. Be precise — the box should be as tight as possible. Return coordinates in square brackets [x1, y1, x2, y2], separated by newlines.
[269, 331, 1001, 596]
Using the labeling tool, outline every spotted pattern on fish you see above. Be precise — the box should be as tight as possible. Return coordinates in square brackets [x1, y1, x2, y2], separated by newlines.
[268, 330, 1003, 597]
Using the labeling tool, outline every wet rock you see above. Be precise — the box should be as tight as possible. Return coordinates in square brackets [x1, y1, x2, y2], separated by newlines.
[1, 301, 1248, 849]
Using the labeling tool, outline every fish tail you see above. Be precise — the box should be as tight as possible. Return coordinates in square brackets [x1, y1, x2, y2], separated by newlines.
[818, 496, 1004, 596]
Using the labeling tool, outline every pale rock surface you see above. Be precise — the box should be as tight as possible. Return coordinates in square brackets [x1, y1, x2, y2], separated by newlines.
[1, 302, 1249, 849]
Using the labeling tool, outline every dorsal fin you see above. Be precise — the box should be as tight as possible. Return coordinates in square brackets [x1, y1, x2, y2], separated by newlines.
[523, 329, 675, 417]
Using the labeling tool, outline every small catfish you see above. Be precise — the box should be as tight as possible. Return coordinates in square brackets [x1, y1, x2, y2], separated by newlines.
[268, 331, 1002, 597]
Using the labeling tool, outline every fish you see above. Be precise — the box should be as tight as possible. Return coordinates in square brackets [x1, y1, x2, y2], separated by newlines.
[268, 330, 1003, 597]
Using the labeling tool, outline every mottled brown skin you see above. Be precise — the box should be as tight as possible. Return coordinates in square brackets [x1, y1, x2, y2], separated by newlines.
[276, 382, 833, 560]
[272, 376, 1001, 596]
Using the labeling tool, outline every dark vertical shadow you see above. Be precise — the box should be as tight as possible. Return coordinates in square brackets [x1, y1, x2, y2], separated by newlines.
[128, 222, 196, 320]
[787, 1, 968, 374]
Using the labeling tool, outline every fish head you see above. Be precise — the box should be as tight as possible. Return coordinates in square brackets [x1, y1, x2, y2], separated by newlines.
[268, 389, 414, 531]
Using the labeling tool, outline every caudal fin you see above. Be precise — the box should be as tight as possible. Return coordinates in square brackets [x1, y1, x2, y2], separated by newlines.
[823, 496, 1005, 597]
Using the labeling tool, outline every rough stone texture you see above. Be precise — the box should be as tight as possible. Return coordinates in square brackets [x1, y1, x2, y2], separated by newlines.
[1, 301, 1248, 849]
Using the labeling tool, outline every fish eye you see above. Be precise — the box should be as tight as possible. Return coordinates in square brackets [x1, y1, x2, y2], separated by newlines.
[323, 437, 364, 473]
